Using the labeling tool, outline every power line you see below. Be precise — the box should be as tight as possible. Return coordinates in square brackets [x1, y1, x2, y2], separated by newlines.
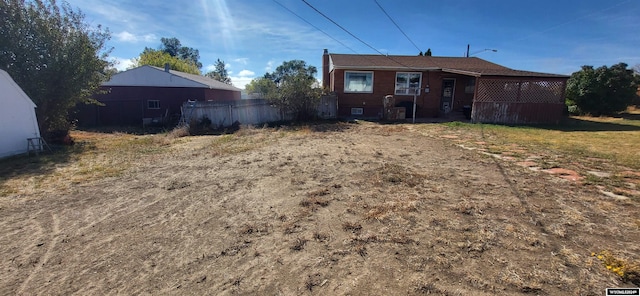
[300, 0, 421, 70]
[373, 0, 421, 53]
[273, 0, 408, 78]
[300, 0, 385, 56]
[272, 0, 358, 54]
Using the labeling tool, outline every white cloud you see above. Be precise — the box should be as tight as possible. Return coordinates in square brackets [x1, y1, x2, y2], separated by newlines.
[230, 76, 253, 90]
[204, 64, 216, 73]
[115, 31, 156, 43]
[233, 58, 249, 65]
[237, 70, 255, 77]
[110, 57, 136, 71]
[115, 31, 136, 42]
[265, 60, 274, 72]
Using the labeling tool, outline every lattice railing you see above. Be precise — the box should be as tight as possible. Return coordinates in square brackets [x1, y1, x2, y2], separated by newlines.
[475, 78, 565, 104]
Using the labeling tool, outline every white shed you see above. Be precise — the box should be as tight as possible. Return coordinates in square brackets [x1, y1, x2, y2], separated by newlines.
[0, 69, 42, 158]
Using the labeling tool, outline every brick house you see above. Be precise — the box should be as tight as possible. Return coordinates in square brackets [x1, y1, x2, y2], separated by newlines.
[322, 49, 569, 124]
[77, 65, 241, 126]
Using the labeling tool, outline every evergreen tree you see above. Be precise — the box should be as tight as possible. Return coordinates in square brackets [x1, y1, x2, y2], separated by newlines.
[204, 59, 232, 85]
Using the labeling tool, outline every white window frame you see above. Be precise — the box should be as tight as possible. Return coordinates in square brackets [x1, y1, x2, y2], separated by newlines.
[147, 100, 160, 109]
[351, 107, 363, 115]
[344, 71, 373, 93]
[395, 72, 422, 95]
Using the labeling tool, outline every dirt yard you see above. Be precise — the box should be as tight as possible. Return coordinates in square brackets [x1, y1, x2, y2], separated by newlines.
[1, 122, 639, 295]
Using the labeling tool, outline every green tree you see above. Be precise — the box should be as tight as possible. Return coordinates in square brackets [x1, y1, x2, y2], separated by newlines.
[132, 48, 200, 75]
[262, 60, 322, 120]
[269, 60, 317, 84]
[0, 0, 112, 137]
[204, 59, 232, 84]
[159, 37, 201, 69]
[246, 77, 277, 99]
[566, 63, 638, 116]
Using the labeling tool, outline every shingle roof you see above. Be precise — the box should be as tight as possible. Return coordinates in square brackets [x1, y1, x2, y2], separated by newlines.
[103, 65, 242, 91]
[329, 54, 568, 78]
[148, 66, 242, 91]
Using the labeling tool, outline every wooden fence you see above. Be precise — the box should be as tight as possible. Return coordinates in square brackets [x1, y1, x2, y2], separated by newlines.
[180, 99, 290, 128]
[181, 96, 338, 128]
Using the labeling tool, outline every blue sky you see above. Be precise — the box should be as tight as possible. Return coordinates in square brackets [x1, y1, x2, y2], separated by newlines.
[65, 0, 639, 89]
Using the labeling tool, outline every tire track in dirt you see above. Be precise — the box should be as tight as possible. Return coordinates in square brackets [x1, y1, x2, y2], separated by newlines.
[17, 213, 59, 294]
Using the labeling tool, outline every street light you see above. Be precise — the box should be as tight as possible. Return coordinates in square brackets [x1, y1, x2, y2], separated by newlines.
[466, 44, 497, 57]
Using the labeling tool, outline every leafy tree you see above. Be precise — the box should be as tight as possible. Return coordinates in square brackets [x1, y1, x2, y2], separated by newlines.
[0, 0, 112, 137]
[269, 60, 317, 84]
[159, 37, 202, 69]
[566, 63, 638, 116]
[160, 37, 181, 57]
[132, 48, 200, 75]
[246, 77, 277, 99]
[270, 71, 322, 120]
[204, 59, 232, 85]
[261, 60, 322, 120]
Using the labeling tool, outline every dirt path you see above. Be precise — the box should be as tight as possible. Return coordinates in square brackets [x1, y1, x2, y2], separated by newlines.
[1, 122, 638, 295]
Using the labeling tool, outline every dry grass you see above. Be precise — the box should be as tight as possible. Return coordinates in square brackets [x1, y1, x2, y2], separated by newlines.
[0, 131, 170, 197]
[592, 250, 640, 285]
[418, 110, 640, 199]
[370, 163, 425, 187]
[342, 221, 362, 233]
[2, 121, 639, 295]
[364, 195, 421, 221]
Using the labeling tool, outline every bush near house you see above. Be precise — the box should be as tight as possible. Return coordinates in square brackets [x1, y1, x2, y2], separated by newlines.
[566, 63, 639, 116]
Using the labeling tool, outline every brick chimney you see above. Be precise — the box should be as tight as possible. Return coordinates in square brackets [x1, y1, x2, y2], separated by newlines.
[322, 49, 329, 90]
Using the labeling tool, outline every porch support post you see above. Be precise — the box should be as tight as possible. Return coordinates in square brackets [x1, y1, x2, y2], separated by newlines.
[412, 89, 417, 124]
[471, 76, 481, 123]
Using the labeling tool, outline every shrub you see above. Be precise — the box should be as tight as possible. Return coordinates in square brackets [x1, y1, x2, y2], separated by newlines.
[565, 63, 639, 116]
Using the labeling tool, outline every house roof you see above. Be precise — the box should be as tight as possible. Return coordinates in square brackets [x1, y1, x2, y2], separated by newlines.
[103, 65, 242, 91]
[329, 54, 568, 78]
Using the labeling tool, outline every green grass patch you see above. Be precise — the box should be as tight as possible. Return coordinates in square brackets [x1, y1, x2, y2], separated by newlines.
[435, 113, 640, 170]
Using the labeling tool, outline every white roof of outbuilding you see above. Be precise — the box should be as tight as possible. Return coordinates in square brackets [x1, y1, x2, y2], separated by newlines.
[0, 69, 37, 108]
[103, 65, 241, 92]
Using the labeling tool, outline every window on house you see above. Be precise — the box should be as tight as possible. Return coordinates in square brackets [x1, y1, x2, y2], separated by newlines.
[344, 72, 373, 93]
[351, 108, 363, 115]
[395, 72, 421, 95]
[147, 100, 160, 109]
[465, 78, 476, 93]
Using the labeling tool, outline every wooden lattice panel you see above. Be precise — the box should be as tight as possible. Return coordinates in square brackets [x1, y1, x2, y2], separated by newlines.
[519, 80, 565, 103]
[476, 78, 565, 104]
[476, 79, 519, 102]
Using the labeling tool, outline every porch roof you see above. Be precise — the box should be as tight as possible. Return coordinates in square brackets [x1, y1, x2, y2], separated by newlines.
[329, 54, 568, 78]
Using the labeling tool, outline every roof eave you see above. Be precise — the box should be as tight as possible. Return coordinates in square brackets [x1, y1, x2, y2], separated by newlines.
[441, 68, 482, 77]
[332, 65, 442, 71]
